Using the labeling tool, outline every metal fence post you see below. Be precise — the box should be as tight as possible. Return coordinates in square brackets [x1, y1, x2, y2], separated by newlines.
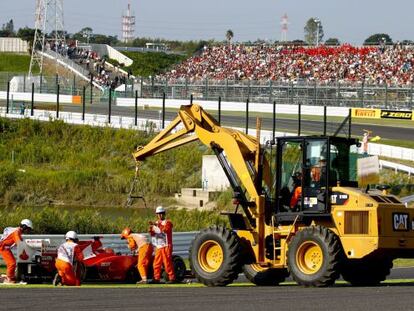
[314, 82, 317, 106]
[205, 78, 209, 100]
[247, 81, 251, 102]
[185, 78, 189, 99]
[323, 106, 327, 136]
[6, 81, 10, 114]
[410, 84, 413, 110]
[348, 108, 352, 139]
[225, 79, 229, 101]
[272, 100, 276, 141]
[162, 92, 166, 129]
[385, 84, 388, 108]
[140, 77, 144, 98]
[40, 73, 43, 94]
[360, 81, 365, 108]
[298, 103, 301, 136]
[268, 80, 273, 103]
[108, 88, 112, 123]
[56, 84, 60, 119]
[135, 90, 138, 126]
[336, 83, 340, 107]
[218, 96, 221, 125]
[151, 76, 155, 98]
[90, 74, 93, 105]
[55, 74, 59, 93]
[245, 98, 249, 134]
[31, 82, 34, 116]
[82, 86, 86, 121]
[190, 94, 193, 104]
[23, 74, 26, 92]
[72, 75, 76, 96]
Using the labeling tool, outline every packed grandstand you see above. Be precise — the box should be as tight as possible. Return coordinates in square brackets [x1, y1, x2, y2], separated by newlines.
[159, 44, 414, 86]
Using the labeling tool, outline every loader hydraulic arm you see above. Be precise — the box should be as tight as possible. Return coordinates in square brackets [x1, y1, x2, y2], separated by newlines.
[133, 104, 269, 230]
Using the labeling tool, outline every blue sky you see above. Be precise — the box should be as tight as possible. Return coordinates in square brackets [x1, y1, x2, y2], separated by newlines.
[1, 0, 413, 44]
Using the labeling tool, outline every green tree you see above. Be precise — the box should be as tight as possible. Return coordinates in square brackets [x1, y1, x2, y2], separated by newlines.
[0, 19, 15, 37]
[16, 27, 36, 42]
[304, 18, 324, 46]
[226, 29, 234, 45]
[325, 38, 340, 46]
[72, 27, 93, 43]
[363, 33, 392, 45]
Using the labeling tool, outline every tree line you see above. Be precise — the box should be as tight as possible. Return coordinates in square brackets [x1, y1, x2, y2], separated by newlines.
[1, 17, 413, 56]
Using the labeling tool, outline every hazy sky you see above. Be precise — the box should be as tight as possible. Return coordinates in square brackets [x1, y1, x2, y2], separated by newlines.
[1, 0, 413, 44]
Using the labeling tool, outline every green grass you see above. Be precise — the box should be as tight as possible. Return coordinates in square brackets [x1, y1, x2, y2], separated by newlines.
[0, 117, 207, 208]
[0, 53, 38, 73]
[111, 51, 187, 77]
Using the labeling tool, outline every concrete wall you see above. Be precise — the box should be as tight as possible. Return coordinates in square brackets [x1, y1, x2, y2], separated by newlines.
[202, 155, 230, 191]
[89, 44, 133, 67]
[0, 37, 28, 53]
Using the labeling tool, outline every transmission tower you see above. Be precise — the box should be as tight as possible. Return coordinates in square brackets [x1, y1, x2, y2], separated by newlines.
[29, 0, 66, 76]
[280, 13, 289, 42]
[122, 1, 135, 43]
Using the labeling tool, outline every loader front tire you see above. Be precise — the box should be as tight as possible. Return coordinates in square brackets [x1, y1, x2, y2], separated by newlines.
[288, 226, 342, 287]
[189, 226, 242, 286]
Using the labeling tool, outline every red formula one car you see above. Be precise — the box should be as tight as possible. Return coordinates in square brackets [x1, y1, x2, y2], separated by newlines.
[17, 237, 186, 284]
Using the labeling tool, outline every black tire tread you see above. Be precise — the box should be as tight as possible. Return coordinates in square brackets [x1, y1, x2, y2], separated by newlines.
[341, 257, 393, 286]
[288, 226, 342, 287]
[189, 226, 242, 286]
[242, 265, 289, 286]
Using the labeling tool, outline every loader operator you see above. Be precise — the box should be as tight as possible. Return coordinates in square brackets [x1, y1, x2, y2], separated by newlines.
[121, 227, 153, 284]
[55, 231, 84, 286]
[0, 219, 33, 284]
[149, 206, 176, 284]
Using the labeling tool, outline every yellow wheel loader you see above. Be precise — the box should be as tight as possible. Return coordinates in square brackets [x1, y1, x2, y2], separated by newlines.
[133, 104, 414, 287]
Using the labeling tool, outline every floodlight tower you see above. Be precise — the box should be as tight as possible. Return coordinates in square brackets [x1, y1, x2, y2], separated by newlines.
[280, 14, 289, 42]
[29, 0, 66, 76]
[122, 1, 136, 43]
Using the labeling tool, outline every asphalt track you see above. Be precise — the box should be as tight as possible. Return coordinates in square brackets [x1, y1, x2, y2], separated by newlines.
[0, 267, 414, 311]
[62, 103, 414, 141]
[1, 282, 414, 311]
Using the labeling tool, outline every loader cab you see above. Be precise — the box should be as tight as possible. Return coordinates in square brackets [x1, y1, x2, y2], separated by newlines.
[275, 136, 359, 218]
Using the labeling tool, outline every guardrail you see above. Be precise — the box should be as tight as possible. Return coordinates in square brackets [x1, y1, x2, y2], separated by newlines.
[0, 232, 197, 265]
[379, 160, 414, 176]
[402, 195, 414, 204]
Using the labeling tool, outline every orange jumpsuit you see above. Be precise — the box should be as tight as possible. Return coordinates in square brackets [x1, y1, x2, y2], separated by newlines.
[290, 186, 302, 208]
[55, 241, 84, 286]
[126, 233, 153, 280]
[0, 227, 23, 281]
[150, 219, 175, 281]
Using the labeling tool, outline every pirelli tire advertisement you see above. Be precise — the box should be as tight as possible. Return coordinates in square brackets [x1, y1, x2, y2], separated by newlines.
[352, 108, 414, 120]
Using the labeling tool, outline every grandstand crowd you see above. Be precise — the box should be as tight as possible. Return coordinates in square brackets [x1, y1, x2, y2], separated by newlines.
[161, 44, 414, 85]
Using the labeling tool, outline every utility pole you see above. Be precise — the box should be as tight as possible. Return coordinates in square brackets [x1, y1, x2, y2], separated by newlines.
[29, 0, 66, 76]
[314, 18, 320, 47]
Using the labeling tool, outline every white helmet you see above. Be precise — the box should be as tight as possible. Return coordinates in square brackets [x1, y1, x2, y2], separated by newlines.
[155, 206, 166, 214]
[20, 219, 33, 229]
[65, 231, 78, 241]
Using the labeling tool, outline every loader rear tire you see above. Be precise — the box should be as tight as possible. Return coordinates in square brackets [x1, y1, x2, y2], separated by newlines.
[341, 257, 393, 286]
[288, 226, 342, 287]
[243, 264, 289, 286]
[189, 226, 242, 286]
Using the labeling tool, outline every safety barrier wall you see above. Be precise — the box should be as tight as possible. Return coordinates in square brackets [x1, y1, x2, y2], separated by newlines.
[0, 91, 80, 104]
[0, 232, 198, 265]
[117, 97, 351, 117]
